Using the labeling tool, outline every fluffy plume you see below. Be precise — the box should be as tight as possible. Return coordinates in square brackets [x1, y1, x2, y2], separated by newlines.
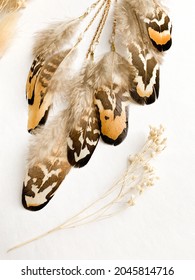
[32, 19, 81, 57]
[26, 19, 81, 132]
[116, 0, 172, 105]
[93, 51, 135, 145]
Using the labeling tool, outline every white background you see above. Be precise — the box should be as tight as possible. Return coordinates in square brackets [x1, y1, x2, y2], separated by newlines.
[0, 0, 195, 260]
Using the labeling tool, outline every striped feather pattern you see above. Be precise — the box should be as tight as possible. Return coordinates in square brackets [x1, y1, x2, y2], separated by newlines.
[93, 51, 134, 145]
[27, 50, 69, 132]
[117, 0, 172, 105]
[67, 104, 100, 167]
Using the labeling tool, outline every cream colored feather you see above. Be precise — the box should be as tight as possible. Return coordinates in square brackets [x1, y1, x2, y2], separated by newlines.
[0, 0, 26, 12]
[0, 12, 20, 57]
[0, 0, 27, 57]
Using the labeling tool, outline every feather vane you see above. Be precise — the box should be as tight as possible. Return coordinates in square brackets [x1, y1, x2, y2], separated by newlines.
[22, 110, 72, 211]
[93, 51, 135, 145]
[117, 0, 172, 105]
[67, 65, 101, 168]
[26, 19, 81, 132]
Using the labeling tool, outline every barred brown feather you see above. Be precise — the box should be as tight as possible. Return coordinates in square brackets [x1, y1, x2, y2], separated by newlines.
[117, 0, 172, 105]
[66, 62, 101, 167]
[27, 50, 69, 132]
[94, 84, 129, 145]
[128, 42, 160, 105]
[67, 104, 100, 167]
[93, 51, 134, 145]
[22, 158, 71, 211]
[22, 109, 72, 211]
[145, 6, 172, 52]
[26, 19, 81, 132]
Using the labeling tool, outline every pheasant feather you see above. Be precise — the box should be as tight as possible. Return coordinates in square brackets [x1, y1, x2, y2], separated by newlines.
[22, 110, 72, 211]
[27, 19, 81, 132]
[93, 51, 135, 145]
[116, 0, 172, 105]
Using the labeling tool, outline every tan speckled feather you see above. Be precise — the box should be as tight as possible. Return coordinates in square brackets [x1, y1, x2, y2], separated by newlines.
[26, 19, 81, 132]
[93, 51, 135, 145]
[116, 0, 172, 105]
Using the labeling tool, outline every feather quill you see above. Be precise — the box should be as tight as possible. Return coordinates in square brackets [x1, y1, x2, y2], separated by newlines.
[116, 0, 172, 105]
[93, 51, 135, 145]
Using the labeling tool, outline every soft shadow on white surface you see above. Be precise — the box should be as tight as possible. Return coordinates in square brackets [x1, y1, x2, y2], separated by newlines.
[0, 0, 195, 260]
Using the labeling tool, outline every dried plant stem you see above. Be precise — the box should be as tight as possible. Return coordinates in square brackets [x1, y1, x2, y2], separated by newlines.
[8, 125, 167, 252]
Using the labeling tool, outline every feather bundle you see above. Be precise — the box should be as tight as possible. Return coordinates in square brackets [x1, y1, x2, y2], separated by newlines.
[116, 0, 172, 105]
[22, 0, 172, 211]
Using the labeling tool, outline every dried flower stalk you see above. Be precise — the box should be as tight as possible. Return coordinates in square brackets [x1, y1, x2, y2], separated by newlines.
[8, 125, 167, 252]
